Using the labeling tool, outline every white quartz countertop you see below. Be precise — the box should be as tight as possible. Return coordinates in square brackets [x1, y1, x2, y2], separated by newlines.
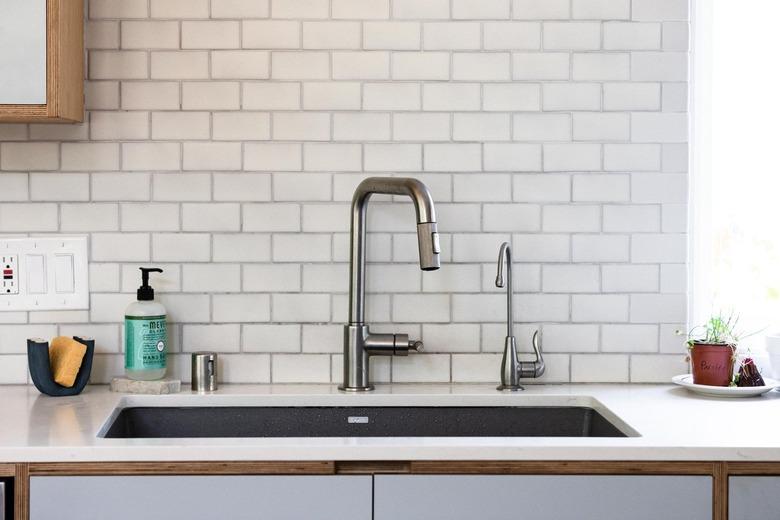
[1, 383, 779, 462]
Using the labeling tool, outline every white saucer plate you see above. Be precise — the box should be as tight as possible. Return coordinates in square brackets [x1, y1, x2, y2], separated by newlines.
[672, 374, 780, 397]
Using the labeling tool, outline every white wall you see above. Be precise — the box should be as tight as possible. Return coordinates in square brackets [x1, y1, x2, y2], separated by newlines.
[0, 0, 690, 385]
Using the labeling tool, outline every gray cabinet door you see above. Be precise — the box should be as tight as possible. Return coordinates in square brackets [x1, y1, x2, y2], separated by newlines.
[0, 0, 46, 104]
[30, 475, 372, 520]
[375, 474, 711, 520]
[729, 476, 780, 520]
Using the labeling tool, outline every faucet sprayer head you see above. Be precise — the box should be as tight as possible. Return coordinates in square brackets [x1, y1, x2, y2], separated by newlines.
[496, 242, 510, 288]
[416, 222, 441, 271]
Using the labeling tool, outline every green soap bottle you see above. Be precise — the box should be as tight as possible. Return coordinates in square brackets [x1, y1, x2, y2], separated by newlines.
[125, 267, 167, 381]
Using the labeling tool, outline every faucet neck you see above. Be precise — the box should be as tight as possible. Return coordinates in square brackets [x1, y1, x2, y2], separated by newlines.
[496, 242, 513, 338]
[348, 177, 439, 324]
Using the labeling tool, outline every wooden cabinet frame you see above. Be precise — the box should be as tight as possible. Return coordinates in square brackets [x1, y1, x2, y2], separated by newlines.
[5, 460, 779, 520]
[0, 0, 83, 123]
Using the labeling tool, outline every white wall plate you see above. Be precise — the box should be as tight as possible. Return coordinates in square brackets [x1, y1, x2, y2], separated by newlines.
[0, 236, 89, 311]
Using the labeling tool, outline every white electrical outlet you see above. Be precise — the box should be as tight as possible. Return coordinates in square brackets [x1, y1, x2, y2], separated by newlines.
[2, 254, 19, 295]
[0, 237, 89, 311]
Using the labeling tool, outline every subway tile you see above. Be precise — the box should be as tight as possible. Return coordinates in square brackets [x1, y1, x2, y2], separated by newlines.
[182, 21, 240, 49]
[211, 0, 269, 18]
[512, 52, 569, 80]
[93, 173, 151, 201]
[303, 21, 361, 49]
[61, 203, 119, 231]
[543, 22, 601, 50]
[0, 204, 58, 232]
[364, 83, 421, 110]
[211, 51, 270, 79]
[0, 143, 59, 171]
[572, 354, 628, 382]
[183, 142, 242, 171]
[153, 173, 211, 201]
[182, 264, 241, 292]
[484, 84, 540, 111]
[393, 0, 449, 19]
[121, 82, 180, 110]
[152, 233, 211, 262]
[151, 112, 211, 140]
[243, 20, 300, 48]
[214, 173, 272, 201]
[213, 234, 272, 262]
[91, 111, 150, 140]
[244, 324, 300, 353]
[151, 0, 209, 18]
[182, 82, 241, 110]
[512, 0, 569, 19]
[121, 21, 179, 49]
[363, 22, 420, 50]
[272, 354, 330, 383]
[424, 22, 481, 50]
[602, 264, 659, 293]
[123, 143, 180, 171]
[30, 173, 90, 202]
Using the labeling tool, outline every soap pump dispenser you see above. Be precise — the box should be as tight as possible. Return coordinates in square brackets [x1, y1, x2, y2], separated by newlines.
[125, 267, 167, 381]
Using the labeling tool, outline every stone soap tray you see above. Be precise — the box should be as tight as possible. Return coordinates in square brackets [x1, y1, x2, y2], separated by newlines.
[27, 337, 95, 397]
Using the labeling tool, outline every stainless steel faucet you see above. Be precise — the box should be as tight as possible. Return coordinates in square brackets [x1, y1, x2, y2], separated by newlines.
[495, 242, 545, 391]
[340, 177, 441, 392]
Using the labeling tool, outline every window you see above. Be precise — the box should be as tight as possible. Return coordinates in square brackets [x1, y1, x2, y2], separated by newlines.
[691, 0, 780, 347]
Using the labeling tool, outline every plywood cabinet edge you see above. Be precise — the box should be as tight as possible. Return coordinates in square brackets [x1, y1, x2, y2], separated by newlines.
[0, 0, 84, 123]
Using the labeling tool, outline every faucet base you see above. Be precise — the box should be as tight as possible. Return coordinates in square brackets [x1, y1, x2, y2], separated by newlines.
[338, 384, 375, 392]
[496, 384, 524, 391]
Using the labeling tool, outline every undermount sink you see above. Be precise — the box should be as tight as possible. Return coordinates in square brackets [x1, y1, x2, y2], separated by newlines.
[101, 405, 629, 439]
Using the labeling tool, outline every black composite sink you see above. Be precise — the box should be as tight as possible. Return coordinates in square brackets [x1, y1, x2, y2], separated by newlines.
[102, 406, 627, 438]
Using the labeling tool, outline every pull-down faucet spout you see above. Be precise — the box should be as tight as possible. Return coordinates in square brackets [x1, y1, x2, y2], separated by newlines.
[341, 177, 441, 392]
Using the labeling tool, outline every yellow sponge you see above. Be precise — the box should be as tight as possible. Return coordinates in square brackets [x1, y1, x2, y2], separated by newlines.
[49, 336, 87, 388]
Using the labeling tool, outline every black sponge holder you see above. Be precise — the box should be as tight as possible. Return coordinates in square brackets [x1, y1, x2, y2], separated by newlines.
[27, 337, 95, 397]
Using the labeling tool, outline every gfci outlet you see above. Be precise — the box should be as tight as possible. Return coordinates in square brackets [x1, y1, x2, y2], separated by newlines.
[2, 254, 19, 294]
[0, 237, 89, 311]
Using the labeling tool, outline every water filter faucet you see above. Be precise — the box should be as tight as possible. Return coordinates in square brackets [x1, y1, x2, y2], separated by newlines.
[495, 242, 545, 391]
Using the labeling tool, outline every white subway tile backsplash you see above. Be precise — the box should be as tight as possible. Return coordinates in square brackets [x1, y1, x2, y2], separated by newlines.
[0, 0, 690, 385]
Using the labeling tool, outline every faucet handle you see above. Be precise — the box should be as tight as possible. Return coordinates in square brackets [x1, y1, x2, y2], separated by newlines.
[408, 340, 424, 353]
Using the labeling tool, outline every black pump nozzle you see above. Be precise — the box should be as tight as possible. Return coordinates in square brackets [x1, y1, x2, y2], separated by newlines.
[138, 267, 163, 301]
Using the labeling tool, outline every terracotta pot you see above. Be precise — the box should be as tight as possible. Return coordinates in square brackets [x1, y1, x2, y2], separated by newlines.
[690, 343, 735, 386]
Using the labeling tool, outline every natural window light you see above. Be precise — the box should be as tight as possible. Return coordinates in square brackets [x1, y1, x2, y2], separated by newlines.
[692, 0, 780, 347]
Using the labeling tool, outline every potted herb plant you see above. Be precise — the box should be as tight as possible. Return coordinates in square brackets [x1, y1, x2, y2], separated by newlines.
[685, 313, 741, 386]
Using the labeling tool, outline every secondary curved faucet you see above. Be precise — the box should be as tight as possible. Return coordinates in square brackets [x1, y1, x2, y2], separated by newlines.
[340, 177, 441, 392]
[496, 242, 545, 391]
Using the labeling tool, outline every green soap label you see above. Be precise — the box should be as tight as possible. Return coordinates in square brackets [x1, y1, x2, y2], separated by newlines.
[125, 315, 167, 370]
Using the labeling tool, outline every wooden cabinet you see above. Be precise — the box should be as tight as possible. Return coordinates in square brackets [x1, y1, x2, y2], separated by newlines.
[0, 0, 83, 122]
[729, 477, 780, 520]
[375, 475, 713, 520]
[29, 475, 373, 520]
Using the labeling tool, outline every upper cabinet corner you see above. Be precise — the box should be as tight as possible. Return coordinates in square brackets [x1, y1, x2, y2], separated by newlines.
[0, 0, 84, 123]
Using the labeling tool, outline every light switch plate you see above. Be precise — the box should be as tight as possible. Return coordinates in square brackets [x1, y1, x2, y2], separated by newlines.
[0, 236, 89, 311]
